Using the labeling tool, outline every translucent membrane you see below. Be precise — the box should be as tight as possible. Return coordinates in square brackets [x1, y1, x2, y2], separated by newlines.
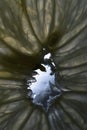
[27, 49, 61, 112]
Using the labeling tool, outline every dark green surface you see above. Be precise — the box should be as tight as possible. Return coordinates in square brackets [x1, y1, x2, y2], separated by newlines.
[0, 0, 87, 130]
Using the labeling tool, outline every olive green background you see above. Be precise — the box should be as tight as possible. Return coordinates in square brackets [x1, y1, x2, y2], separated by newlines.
[0, 0, 87, 130]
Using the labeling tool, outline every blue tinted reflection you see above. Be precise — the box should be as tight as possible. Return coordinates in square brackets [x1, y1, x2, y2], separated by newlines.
[27, 51, 61, 112]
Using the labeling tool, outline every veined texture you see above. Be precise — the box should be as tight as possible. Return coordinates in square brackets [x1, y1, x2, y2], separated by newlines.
[0, 0, 87, 130]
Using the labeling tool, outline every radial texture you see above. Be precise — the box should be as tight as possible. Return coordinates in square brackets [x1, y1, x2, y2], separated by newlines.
[0, 0, 87, 130]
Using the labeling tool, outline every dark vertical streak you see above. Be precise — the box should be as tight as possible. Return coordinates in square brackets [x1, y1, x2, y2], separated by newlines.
[21, 0, 41, 44]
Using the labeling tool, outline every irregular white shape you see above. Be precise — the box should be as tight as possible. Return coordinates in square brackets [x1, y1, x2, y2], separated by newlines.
[44, 53, 51, 60]
[27, 52, 61, 111]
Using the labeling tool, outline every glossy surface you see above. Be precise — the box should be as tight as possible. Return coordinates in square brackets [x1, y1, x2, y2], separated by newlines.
[27, 51, 61, 111]
[0, 0, 87, 130]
